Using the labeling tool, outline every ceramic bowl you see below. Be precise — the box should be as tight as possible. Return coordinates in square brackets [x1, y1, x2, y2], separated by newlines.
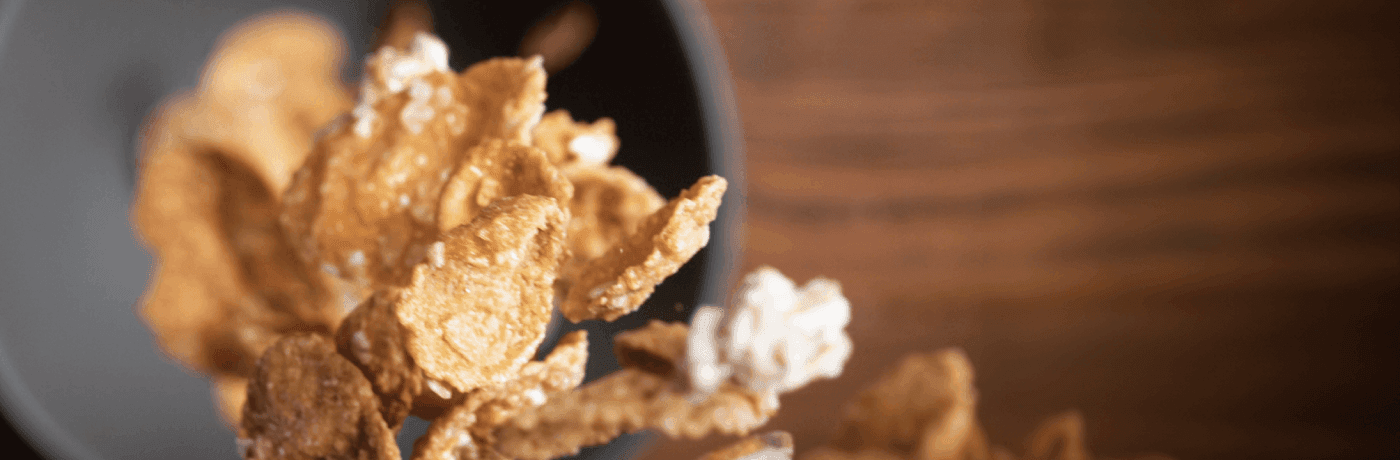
[0, 0, 743, 458]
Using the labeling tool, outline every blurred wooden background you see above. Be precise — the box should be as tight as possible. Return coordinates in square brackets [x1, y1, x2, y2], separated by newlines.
[644, 1, 1399, 459]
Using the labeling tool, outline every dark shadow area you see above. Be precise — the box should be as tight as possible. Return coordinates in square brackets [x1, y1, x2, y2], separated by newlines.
[0, 418, 42, 460]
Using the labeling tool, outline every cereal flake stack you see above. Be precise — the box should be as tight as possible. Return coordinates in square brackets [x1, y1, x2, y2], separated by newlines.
[132, 12, 852, 460]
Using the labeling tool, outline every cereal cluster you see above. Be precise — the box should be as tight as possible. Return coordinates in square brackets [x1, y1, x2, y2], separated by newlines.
[133, 11, 851, 460]
[687, 267, 854, 401]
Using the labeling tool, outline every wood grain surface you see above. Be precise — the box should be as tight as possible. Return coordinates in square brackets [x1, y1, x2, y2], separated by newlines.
[644, 1, 1399, 459]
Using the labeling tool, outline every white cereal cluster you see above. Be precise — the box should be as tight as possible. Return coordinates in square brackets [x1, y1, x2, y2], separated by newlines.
[400, 78, 437, 134]
[685, 266, 853, 400]
[352, 33, 451, 138]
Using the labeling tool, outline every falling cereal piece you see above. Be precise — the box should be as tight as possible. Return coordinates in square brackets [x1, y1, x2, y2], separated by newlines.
[495, 368, 775, 460]
[188, 11, 353, 195]
[396, 195, 567, 393]
[557, 166, 665, 289]
[561, 175, 727, 322]
[517, 1, 598, 74]
[134, 95, 335, 377]
[411, 331, 589, 460]
[280, 33, 549, 288]
[699, 431, 796, 460]
[530, 109, 619, 167]
[831, 350, 983, 460]
[239, 334, 400, 460]
[477, 330, 589, 425]
[436, 139, 573, 233]
[455, 55, 549, 145]
[134, 12, 361, 388]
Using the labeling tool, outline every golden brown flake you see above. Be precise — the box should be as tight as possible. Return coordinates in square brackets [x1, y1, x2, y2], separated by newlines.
[828, 349, 984, 460]
[436, 139, 573, 233]
[456, 56, 549, 145]
[280, 52, 549, 288]
[557, 166, 665, 289]
[411, 331, 589, 460]
[239, 334, 400, 460]
[530, 109, 618, 167]
[495, 368, 774, 460]
[334, 290, 422, 429]
[396, 196, 567, 393]
[134, 12, 354, 385]
[186, 11, 353, 195]
[699, 431, 795, 460]
[561, 175, 727, 322]
[134, 95, 335, 377]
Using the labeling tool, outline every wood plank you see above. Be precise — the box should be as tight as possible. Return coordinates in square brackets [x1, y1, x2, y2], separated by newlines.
[642, 0, 1399, 459]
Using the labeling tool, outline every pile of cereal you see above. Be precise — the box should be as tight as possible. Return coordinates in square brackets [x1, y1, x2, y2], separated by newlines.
[132, 10, 853, 460]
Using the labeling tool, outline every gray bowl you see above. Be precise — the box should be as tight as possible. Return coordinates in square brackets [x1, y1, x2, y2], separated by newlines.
[0, 0, 744, 458]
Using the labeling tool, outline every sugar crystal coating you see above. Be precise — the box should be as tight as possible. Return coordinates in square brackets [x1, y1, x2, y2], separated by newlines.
[280, 42, 548, 288]
[396, 196, 567, 393]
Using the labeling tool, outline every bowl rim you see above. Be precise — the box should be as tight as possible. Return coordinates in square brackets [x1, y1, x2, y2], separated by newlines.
[659, 0, 747, 311]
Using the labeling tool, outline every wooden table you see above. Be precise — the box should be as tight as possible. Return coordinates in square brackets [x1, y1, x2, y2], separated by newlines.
[645, 1, 1399, 459]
